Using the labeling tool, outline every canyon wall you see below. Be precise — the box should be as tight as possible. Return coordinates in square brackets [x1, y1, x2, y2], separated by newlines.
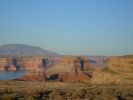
[0, 56, 90, 71]
[0, 55, 92, 81]
[0, 56, 59, 71]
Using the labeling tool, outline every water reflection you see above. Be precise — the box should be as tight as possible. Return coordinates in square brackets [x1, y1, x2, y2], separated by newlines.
[0, 71, 26, 80]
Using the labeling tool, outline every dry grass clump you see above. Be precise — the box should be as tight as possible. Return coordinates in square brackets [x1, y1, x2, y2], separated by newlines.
[0, 87, 14, 95]
[0, 93, 17, 100]
[102, 67, 117, 74]
[72, 87, 86, 100]
[90, 67, 122, 84]
[49, 90, 64, 100]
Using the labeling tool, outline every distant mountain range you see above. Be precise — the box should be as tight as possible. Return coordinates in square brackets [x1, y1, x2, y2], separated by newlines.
[0, 44, 59, 56]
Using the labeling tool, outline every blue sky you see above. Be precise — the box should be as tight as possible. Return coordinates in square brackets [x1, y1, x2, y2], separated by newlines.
[0, 0, 133, 55]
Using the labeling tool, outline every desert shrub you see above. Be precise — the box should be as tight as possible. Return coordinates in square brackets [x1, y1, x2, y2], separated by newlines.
[37, 85, 46, 93]
[0, 93, 17, 100]
[0, 87, 14, 96]
[0, 88, 5, 95]
[72, 87, 86, 99]
[49, 90, 64, 100]
[27, 96, 34, 100]
[26, 90, 37, 97]
[66, 93, 72, 100]
[102, 67, 116, 74]
[114, 88, 133, 100]
[4, 81, 11, 85]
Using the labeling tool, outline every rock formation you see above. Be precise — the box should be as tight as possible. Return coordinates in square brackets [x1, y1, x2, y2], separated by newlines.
[0, 56, 59, 71]
[47, 56, 92, 82]
[18, 55, 133, 83]
[16, 57, 59, 81]
[0, 55, 92, 82]
[4, 64, 17, 71]
[0, 56, 59, 81]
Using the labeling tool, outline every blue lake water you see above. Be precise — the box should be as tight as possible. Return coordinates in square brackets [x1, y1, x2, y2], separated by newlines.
[0, 71, 26, 80]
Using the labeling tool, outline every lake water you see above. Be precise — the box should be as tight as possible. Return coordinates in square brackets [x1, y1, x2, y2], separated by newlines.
[0, 71, 26, 80]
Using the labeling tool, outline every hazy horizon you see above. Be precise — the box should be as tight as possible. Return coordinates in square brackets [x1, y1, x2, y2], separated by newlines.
[0, 0, 133, 56]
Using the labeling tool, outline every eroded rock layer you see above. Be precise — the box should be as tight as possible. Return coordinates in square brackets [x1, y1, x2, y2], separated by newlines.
[0, 56, 59, 71]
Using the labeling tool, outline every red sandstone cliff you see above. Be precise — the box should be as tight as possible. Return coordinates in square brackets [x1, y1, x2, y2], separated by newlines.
[0, 56, 59, 71]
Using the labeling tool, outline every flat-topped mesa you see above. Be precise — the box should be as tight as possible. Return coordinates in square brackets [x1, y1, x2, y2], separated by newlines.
[0, 56, 40, 71]
[107, 55, 133, 72]
[0, 57, 18, 71]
